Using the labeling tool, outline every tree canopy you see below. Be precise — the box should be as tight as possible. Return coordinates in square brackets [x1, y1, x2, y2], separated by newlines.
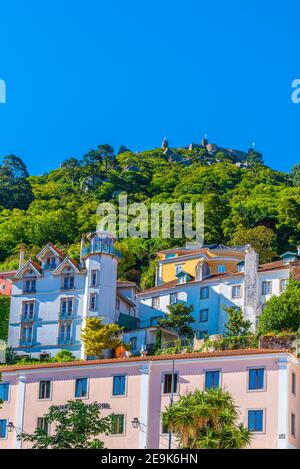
[257, 279, 300, 334]
[162, 387, 252, 449]
[19, 400, 112, 449]
[0, 147, 299, 286]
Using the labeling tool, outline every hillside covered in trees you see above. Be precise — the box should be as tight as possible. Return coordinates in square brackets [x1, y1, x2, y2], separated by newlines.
[0, 144, 300, 289]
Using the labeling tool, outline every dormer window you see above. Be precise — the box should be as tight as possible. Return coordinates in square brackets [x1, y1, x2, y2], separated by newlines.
[217, 265, 226, 274]
[44, 257, 57, 269]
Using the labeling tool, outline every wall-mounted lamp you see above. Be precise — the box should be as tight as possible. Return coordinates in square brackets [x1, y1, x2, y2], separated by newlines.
[131, 417, 140, 429]
[7, 422, 15, 432]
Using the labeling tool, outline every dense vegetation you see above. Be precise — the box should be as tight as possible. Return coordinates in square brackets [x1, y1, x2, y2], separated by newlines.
[0, 146, 299, 288]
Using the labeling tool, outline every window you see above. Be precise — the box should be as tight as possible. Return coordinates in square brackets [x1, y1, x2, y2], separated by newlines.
[197, 330, 208, 340]
[0, 383, 9, 402]
[22, 301, 35, 321]
[200, 309, 208, 322]
[20, 324, 33, 345]
[75, 378, 88, 398]
[248, 368, 265, 390]
[60, 298, 73, 317]
[280, 279, 288, 292]
[150, 316, 161, 326]
[165, 253, 176, 259]
[292, 372, 296, 395]
[62, 274, 75, 290]
[58, 321, 72, 344]
[232, 285, 242, 298]
[129, 336, 137, 350]
[237, 263, 245, 273]
[113, 375, 126, 396]
[217, 265, 226, 274]
[45, 257, 56, 269]
[163, 373, 178, 394]
[170, 293, 177, 305]
[116, 298, 120, 310]
[111, 414, 125, 435]
[89, 293, 97, 311]
[24, 278, 36, 292]
[248, 410, 264, 432]
[178, 275, 186, 284]
[0, 420, 7, 439]
[200, 286, 209, 299]
[205, 371, 220, 389]
[91, 270, 98, 287]
[262, 281, 272, 295]
[175, 265, 183, 275]
[152, 296, 159, 309]
[37, 417, 49, 434]
[39, 381, 51, 400]
[291, 413, 296, 437]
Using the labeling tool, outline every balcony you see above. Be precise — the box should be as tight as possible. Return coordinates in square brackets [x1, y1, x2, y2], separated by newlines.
[82, 241, 121, 259]
[57, 337, 72, 345]
[22, 288, 37, 294]
[59, 311, 73, 320]
[43, 263, 57, 270]
[19, 339, 34, 347]
[20, 315, 34, 323]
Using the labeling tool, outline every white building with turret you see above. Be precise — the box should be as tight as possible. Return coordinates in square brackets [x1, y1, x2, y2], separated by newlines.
[7, 231, 138, 359]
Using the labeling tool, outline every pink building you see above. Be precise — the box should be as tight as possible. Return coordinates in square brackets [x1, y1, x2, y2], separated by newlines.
[0, 349, 299, 449]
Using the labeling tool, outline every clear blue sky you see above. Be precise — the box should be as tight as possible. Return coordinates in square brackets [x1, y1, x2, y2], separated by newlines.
[0, 0, 299, 175]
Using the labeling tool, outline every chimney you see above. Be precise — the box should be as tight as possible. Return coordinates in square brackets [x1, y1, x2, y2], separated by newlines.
[19, 244, 25, 269]
[80, 235, 85, 262]
[244, 246, 259, 332]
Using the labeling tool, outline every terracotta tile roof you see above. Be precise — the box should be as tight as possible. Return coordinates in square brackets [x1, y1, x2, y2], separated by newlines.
[48, 243, 67, 259]
[0, 349, 291, 373]
[258, 260, 286, 271]
[29, 260, 42, 273]
[0, 271, 17, 279]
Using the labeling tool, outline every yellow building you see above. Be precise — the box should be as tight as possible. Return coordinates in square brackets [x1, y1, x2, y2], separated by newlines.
[156, 244, 246, 285]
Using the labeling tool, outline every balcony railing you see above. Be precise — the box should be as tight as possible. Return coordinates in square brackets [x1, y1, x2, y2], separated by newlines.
[43, 263, 57, 270]
[19, 339, 34, 347]
[20, 315, 35, 323]
[57, 337, 72, 345]
[82, 242, 121, 259]
[59, 311, 73, 320]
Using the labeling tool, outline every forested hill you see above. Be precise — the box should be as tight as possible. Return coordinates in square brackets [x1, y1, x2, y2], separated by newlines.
[0, 144, 300, 289]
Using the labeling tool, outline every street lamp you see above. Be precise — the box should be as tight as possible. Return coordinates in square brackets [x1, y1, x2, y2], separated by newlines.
[131, 417, 140, 429]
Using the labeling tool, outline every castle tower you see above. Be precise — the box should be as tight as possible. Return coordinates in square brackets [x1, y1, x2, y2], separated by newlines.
[80, 230, 120, 358]
[161, 137, 169, 149]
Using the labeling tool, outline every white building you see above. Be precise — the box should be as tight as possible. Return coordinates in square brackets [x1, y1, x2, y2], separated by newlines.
[8, 232, 139, 359]
[137, 248, 300, 339]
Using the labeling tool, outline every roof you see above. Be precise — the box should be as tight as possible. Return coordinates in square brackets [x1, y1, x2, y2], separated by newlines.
[0, 349, 290, 373]
[0, 271, 17, 279]
[138, 259, 296, 295]
[117, 280, 141, 291]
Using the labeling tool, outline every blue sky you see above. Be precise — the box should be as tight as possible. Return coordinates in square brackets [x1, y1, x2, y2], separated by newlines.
[0, 0, 299, 175]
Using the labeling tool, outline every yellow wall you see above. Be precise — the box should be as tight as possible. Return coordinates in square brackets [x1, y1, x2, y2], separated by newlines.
[159, 252, 243, 284]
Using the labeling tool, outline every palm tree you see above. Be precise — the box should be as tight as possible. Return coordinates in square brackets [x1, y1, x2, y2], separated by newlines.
[162, 388, 252, 449]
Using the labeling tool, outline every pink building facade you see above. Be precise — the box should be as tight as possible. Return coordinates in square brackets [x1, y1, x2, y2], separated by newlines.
[0, 349, 299, 449]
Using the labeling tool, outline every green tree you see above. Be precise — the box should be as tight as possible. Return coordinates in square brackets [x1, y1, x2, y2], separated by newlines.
[223, 306, 252, 336]
[257, 279, 300, 334]
[162, 388, 252, 449]
[0, 296, 10, 341]
[159, 303, 195, 338]
[0, 155, 33, 210]
[19, 400, 112, 449]
[81, 318, 124, 356]
[53, 350, 76, 362]
[231, 225, 276, 263]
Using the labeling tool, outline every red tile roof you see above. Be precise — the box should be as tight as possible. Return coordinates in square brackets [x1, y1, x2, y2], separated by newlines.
[48, 243, 67, 259]
[0, 349, 291, 373]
